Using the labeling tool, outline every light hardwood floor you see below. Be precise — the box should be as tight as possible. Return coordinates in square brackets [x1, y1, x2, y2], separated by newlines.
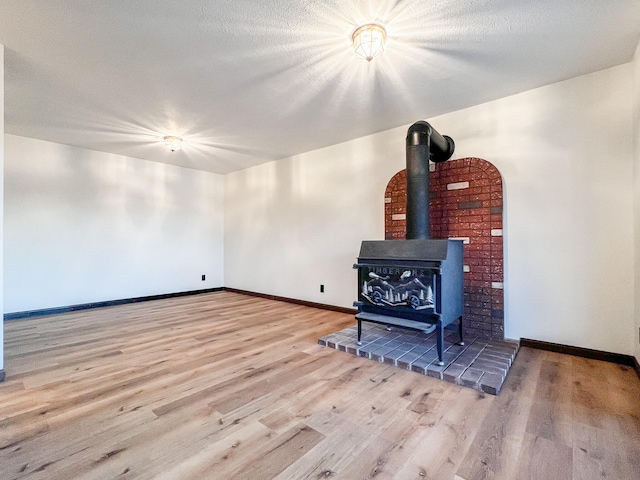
[1, 291, 639, 480]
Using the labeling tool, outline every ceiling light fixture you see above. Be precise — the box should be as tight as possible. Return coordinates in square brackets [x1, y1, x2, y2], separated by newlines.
[164, 135, 182, 152]
[352, 23, 386, 62]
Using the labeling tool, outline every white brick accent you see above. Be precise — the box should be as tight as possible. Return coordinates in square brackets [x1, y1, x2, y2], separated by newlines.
[447, 181, 470, 191]
[463, 265, 470, 272]
[391, 214, 406, 221]
[429, 162, 436, 172]
[384, 197, 391, 204]
[449, 237, 470, 244]
[491, 282, 504, 289]
[491, 229, 503, 237]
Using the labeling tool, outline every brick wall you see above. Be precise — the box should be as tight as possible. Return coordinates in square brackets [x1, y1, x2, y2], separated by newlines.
[384, 158, 504, 339]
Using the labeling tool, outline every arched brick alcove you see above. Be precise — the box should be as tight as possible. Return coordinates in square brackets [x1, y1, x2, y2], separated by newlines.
[384, 158, 504, 339]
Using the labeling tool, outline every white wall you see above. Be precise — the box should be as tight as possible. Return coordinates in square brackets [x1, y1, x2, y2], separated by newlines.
[433, 65, 634, 355]
[633, 40, 640, 364]
[225, 129, 404, 306]
[0, 45, 5, 374]
[4, 135, 224, 313]
[225, 63, 635, 356]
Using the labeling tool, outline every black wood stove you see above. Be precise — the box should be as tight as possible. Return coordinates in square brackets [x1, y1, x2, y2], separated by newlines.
[353, 121, 464, 365]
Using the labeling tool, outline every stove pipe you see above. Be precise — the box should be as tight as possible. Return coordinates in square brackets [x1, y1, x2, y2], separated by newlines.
[406, 121, 455, 240]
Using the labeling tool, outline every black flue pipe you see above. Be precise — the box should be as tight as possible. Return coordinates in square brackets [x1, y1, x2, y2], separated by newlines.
[405, 121, 455, 240]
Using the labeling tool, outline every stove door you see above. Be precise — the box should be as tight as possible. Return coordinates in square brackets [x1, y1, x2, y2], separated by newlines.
[358, 265, 436, 319]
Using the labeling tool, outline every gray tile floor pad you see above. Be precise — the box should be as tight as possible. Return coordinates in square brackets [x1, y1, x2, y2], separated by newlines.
[319, 323, 519, 395]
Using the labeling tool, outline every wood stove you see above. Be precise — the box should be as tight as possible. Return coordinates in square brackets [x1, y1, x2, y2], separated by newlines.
[353, 121, 464, 365]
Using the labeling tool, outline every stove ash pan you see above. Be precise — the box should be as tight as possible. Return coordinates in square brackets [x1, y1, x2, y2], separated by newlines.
[353, 239, 464, 365]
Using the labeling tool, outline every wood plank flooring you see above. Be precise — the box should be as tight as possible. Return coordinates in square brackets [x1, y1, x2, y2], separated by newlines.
[1, 291, 638, 479]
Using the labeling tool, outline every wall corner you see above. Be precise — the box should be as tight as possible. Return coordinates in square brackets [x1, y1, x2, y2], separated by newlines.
[633, 39, 640, 365]
[0, 44, 5, 378]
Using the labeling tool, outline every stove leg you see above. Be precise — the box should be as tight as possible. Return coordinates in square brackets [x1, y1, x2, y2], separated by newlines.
[436, 319, 444, 366]
[457, 316, 465, 346]
[357, 319, 362, 346]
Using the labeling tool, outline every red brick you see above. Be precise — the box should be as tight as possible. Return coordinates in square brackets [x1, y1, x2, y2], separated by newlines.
[385, 158, 504, 339]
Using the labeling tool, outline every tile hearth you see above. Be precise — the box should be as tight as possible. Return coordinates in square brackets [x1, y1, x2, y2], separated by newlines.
[319, 323, 519, 395]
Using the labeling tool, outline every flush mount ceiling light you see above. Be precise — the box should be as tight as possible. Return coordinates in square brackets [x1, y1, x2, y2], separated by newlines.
[164, 136, 182, 152]
[352, 23, 386, 62]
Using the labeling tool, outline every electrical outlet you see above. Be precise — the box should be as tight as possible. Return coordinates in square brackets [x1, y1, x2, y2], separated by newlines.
[320, 284, 324, 293]
[202, 275, 206, 281]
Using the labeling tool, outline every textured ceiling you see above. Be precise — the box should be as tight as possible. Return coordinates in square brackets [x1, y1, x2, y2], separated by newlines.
[1, 0, 639, 174]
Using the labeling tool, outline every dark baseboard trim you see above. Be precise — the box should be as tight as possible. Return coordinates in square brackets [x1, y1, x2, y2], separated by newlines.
[3, 287, 356, 321]
[4, 288, 225, 320]
[0, 369, 5, 382]
[521, 338, 640, 380]
[224, 288, 357, 315]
